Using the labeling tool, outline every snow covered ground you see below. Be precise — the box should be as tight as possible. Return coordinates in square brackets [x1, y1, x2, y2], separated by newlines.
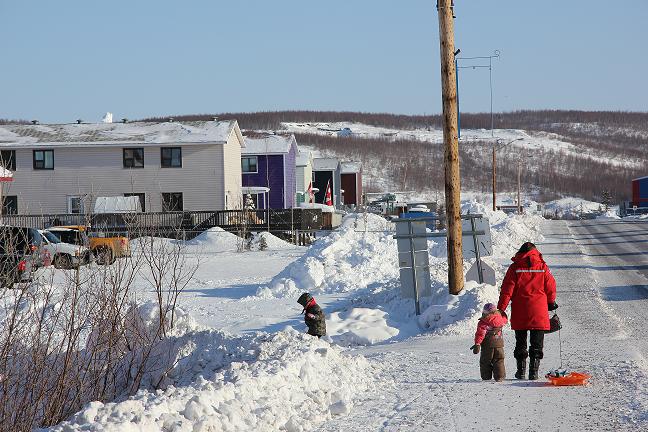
[10, 202, 647, 431]
[319, 218, 648, 431]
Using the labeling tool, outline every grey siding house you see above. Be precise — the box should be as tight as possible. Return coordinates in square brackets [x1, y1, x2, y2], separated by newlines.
[0, 120, 245, 214]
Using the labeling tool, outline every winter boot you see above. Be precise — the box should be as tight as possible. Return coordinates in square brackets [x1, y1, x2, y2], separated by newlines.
[528, 357, 541, 380]
[515, 359, 527, 380]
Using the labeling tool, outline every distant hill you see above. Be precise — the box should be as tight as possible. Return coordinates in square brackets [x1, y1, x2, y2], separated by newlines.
[139, 110, 648, 203]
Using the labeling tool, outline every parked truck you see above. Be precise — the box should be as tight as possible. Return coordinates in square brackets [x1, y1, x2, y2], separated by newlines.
[47, 225, 130, 265]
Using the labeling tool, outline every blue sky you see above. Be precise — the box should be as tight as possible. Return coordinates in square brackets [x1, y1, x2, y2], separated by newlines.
[1, 0, 646, 123]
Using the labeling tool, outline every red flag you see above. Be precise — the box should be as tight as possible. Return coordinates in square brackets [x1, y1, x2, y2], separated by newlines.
[306, 181, 314, 204]
[324, 180, 333, 206]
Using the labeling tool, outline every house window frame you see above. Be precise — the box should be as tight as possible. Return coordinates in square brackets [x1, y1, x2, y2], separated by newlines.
[161, 147, 182, 168]
[0, 150, 16, 171]
[124, 193, 146, 212]
[123, 147, 144, 168]
[67, 195, 84, 214]
[33, 150, 54, 170]
[242, 156, 258, 174]
[161, 192, 183, 212]
[2, 195, 17, 215]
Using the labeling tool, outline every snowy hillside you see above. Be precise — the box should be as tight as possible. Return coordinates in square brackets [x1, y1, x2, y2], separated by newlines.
[280, 121, 645, 204]
[283, 121, 643, 169]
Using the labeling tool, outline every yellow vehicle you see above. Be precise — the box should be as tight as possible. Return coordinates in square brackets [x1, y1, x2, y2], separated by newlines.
[47, 225, 130, 265]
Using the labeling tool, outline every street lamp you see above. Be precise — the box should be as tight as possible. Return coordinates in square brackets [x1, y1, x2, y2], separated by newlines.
[492, 137, 523, 211]
[455, 50, 500, 138]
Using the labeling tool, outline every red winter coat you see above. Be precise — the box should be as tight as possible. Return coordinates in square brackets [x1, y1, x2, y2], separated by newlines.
[474, 311, 509, 346]
[497, 249, 557, 331]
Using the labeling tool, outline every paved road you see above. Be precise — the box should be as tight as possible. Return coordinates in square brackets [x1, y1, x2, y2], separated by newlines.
[319, 219, 648, 432]
[544, 218, 648, 379]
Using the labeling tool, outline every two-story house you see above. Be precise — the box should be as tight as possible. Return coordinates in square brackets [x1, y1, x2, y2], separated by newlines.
[241, 133, 297, 209]
[0, 119, 245, 214]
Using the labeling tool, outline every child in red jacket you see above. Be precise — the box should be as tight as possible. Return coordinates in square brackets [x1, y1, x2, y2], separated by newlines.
[470, 303, 509, 381]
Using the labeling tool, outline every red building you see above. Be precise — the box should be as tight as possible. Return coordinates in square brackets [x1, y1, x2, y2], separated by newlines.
[340, 161, 362, 207]
[632, 176, 648, 208]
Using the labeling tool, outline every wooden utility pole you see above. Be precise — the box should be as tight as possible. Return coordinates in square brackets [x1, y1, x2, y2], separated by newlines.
[437, 0, 463, 295]
[492, 147, 497, 211]
[517, 159, 522, 214]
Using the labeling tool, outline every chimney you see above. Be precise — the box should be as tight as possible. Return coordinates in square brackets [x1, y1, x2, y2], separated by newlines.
[76, 119, 82, 124]
[31, 120, 39, 125]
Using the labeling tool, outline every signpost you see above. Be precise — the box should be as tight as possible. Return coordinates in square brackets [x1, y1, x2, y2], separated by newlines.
[394, 218, 432, 316]
[393, 214, 493, 315]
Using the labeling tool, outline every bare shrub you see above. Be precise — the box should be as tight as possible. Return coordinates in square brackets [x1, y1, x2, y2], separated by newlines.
[0, 218, 200, 430]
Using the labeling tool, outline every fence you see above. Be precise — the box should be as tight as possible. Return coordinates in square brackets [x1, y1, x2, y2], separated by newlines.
[0, 208, 324, 240]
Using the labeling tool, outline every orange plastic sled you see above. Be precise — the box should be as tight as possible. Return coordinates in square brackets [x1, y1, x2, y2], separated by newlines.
[546, 372, 591, 386]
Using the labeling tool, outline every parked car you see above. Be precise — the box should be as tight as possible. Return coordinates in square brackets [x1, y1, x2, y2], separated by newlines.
[40, 230, 92, 269]
[47, 225, 130, 265]
[0, 226, 41, 288]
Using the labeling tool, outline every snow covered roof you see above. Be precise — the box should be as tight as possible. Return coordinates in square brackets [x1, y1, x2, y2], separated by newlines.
[312, 157, 339, 171]
[242, 133, 296, 155]
[94, 196, 142, 213]
[632, 176, 648, 182]
[295, 150, 312, 167]
[0, 120, 242, 148]
[299, 202, 335, 213]
[340, 161, 361, 174]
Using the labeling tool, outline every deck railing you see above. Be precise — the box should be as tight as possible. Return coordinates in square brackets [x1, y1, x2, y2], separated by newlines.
[0, 208, 324, 240]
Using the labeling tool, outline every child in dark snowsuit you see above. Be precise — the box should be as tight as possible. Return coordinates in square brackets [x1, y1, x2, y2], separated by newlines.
[471, 303, 509, 381]
[297, 292, 326, 338]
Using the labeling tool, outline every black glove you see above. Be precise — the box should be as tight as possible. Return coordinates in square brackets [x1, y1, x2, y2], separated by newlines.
[470, 344, 480, 354]
[548, 302, 559, 311]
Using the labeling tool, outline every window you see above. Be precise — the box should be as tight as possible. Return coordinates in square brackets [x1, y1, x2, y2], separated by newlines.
[33, 150, 54, 170]
[124, 193, 146, 212]
[2, 196, 17, 215]
[242, 156, 258, 173]
[123, 148, 144, 168]
[162, 192, 183, 212]
[161, 147, 182, 168]
[67, 196, 84, 214]
[0, 150, 16, 171]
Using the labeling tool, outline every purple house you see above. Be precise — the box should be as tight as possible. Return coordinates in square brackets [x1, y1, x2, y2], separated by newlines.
[241, 133, 297, 209]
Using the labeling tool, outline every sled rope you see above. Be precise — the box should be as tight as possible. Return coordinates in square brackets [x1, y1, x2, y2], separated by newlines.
[558, 325, 563, 369]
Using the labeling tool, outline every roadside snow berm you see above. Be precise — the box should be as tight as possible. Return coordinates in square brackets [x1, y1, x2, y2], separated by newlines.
[546, 369, 591, 386]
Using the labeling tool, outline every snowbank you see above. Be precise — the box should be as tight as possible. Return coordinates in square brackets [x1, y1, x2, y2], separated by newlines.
[249, 231, 296, 250]
[258, 202, 545, 342]
[462, 200, 545, 258]
[417, 281, 500, 334]
[131, 229, 297, 255]
[50, 322, 375, 431]
[542, 197, 605, 219]
[327, 308, 400, 346]
[187, 227, 241, 252]
[257, 213, 400, 299]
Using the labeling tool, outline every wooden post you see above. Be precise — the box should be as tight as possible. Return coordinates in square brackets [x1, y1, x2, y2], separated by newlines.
[437, 0, 464, 295]
[492, 147, 497, 211]
[517, 159, 521, 214]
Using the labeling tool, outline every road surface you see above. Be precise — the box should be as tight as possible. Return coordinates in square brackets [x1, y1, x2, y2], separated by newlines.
[319, 219, 648, 432]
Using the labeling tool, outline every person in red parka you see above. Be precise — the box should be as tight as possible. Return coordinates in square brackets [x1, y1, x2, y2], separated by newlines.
[497, 242, 557, 380]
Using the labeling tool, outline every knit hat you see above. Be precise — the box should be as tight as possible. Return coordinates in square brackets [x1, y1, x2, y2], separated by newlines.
[482, 303, 497, 314]
[297, 292, 313, 307]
